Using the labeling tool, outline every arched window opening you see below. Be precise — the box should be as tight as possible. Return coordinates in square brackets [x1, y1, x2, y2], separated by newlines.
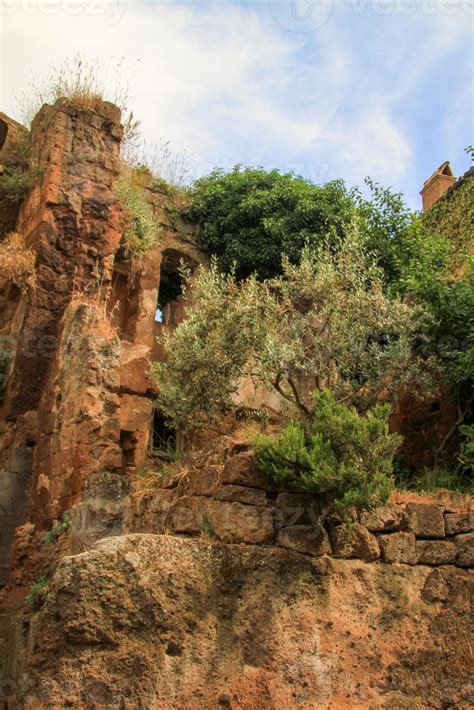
[155, 249, 196, 325]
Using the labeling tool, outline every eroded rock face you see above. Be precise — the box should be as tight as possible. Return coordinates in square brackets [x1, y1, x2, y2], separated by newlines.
[12, 534, 473, 709]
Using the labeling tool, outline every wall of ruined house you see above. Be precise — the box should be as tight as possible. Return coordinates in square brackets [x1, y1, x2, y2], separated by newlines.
[0, 97, 470, 590]
[0, 98, 206, 575]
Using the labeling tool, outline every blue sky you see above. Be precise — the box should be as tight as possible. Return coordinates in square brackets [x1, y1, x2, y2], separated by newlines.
[1, 0, 472, 208]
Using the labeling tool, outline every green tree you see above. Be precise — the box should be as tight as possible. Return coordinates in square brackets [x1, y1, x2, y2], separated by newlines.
[188, 166, 356, 280]
[151, 232, 435, 431]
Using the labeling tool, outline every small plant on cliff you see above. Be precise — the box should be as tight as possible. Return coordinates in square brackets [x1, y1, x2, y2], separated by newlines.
[115, 171, 160, 268]
[43, 513, 71, 546]
[152, 232, 436, 431]
[0, 132, 42, 233]
[25, 576, 49, 608]
[254, 390, 399, 511]
[0, 231, 36, 292]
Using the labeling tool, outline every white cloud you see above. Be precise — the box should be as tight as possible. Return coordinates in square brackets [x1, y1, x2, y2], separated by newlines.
[0, 0, 471, 201]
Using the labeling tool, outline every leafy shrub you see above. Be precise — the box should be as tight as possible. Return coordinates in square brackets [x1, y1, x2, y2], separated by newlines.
[25, 576, 49, 607]
[0, 231, 36, 291]
[43, 512, 71, 546]
[254, 390, 399, 511]
[188, 166, 356, 280]
[115, 171, 160, 266]
[152, 233, 436, 431]
[0, 132, 41, 233]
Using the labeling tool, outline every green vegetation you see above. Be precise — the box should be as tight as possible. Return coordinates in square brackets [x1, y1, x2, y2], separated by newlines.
[25, 576, 49, 607]
[255, 390, 398, 511]
[152, 233, 435, 431]
[43, 513, 71, 546]
[188, 167, 355, 280]
[458, 424, 474, 477]
[422, 175, 474, 265]
[115, 172, 161, 265]
[0, 133, 41, 233]
[200, 512, 214, 537]
[395, 466, 472, 495]
[153, 162, 473, 500]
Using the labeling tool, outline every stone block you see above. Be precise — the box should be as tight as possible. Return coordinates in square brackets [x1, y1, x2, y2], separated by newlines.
[416, 540, 457, 566]
[379, 532, 417, 565]
[360, 505, 402, 532]
[404, 503, 445, 539]
[170, 496, 274, 544]
[421, 568, 449, 603]
[274, 491, 317, 529]
[186, 466, 221, 496]
[277, 525, 331, 557]
[455, 532, 474, 568]
[444, 512, 473, 536]
[220, 453, 270, 489]
[213, 485, 267, 506]
[329, 523, 380, 561]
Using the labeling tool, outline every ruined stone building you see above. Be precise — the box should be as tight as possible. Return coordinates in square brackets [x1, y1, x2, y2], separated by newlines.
[0, 100, 472, 708]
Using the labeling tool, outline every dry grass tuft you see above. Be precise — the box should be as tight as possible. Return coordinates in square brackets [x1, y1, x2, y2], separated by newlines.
[0, 231, 36, 292]
[70, 272, 117, 340]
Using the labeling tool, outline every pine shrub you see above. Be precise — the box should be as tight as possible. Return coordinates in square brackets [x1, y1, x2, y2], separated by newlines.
[254, 390, 399, 511]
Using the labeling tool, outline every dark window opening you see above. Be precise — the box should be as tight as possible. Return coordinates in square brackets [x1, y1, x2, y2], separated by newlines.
[155, 249, 197, 324]
[157, 268, 184, 311]
[152, 410, 176, 455]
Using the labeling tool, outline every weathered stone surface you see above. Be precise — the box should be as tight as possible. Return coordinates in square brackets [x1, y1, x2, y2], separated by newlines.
[444, 511, 473, 535]
[329, 523, 380, 561]
[274, 491, 318, 529]
[213, 484, 268, 506]
[379, 532, 417, 565]
[220, 453, 271, 489]
[69, 498, 124, 554]
[404, 503, 445, 539]
[186, 465, 222, 495]
[455, 532, 474, 568]
[170, 495, 274, 544]
[124, 488, 177, 534]
[422, 568, 450, 603]
[416, 540, 457, 566]
[277, 525, 331, 557]
[360, 505, 402, 532]
[8, 535, 472, 710]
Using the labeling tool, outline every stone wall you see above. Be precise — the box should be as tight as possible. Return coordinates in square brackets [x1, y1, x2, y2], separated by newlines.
[2, 532, 472, 709]
[125, 437, 474, 569]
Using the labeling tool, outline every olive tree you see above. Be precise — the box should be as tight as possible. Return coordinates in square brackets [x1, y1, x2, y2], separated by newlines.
[151, 232, 436, 432]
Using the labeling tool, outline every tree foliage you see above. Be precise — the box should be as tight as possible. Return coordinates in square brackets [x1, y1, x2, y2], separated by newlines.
[254, 390, 399, 511]
[188, 166, 356, 280]
[152, 233, 435, 431]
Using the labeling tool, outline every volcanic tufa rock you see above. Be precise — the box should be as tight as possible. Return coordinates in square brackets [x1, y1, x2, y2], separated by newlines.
[10, 534, 473, 710]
